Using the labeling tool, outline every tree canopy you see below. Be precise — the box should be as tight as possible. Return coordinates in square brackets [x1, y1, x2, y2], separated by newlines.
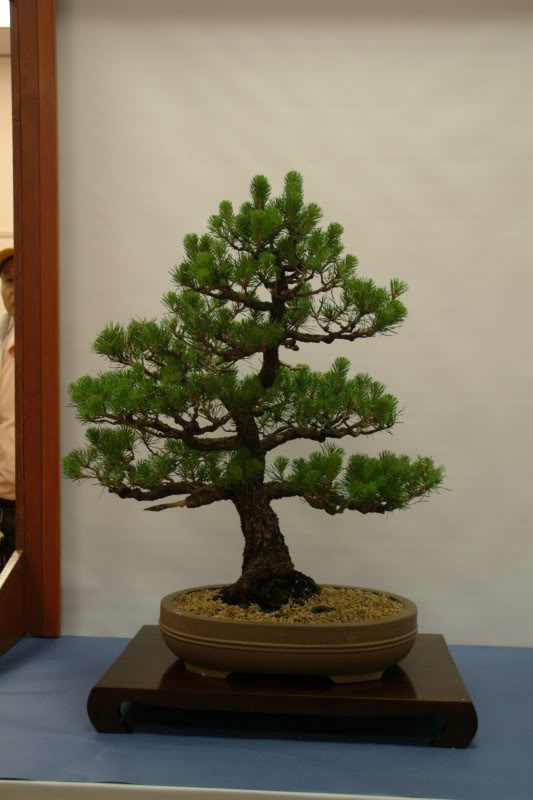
[63, 172, 443, 520]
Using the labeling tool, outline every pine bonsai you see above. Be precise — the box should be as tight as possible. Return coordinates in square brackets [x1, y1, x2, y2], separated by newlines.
[63, 172, 444, 612]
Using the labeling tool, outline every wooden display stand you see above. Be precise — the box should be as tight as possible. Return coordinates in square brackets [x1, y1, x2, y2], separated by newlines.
[88, 626, 478, 747]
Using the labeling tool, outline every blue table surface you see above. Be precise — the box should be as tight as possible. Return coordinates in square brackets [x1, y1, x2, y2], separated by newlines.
[0, 634, 532, 799]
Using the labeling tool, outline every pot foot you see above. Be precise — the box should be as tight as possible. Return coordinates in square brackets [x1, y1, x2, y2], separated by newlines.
[329, 670, 384, 684]
[183, 661, 231, 679]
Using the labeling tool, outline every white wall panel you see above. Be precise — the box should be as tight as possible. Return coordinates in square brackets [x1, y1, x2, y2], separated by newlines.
[57, 1, 533, 644]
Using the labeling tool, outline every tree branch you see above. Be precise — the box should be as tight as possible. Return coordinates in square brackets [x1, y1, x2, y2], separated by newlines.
[264, 482, 300, 501]
[288, 325, 377, 346]
[87, 413, 242, 453]
[265, 482, 429, 516]
[110, 481, 227, 510]
[111, 481, 200, 502]
[261, 421, 393, 453]
[185, 282, 272, 313]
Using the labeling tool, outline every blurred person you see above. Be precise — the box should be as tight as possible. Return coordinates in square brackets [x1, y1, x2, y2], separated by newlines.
[0, 247, 15, 569]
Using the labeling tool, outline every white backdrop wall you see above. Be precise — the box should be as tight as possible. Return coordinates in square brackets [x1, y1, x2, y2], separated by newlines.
[57, 0, 533, 645]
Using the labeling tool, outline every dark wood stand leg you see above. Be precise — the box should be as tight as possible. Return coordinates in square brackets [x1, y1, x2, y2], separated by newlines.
[87, 688, 131, 734]
[431, 704, 479, 748]
[87, 627, 478, 748]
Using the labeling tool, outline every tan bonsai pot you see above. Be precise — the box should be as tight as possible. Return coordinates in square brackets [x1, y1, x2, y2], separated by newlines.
[160, 584, 417, 683]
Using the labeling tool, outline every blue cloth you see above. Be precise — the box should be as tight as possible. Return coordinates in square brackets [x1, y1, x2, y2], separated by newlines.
[0, 635, 532, 798]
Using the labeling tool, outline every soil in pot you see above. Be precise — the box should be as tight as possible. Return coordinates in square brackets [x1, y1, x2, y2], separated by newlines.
[174, 585, 405, 624]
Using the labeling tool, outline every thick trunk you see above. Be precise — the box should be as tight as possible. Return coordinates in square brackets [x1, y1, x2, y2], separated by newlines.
[220, 489, 319, 610]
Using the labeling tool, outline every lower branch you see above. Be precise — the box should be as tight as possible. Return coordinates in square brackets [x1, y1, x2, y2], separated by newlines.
[146, 487, 227, 511]
[109, 481, 227, 509]
[146, 499, 186, 512]
[264, 481, 440, 515]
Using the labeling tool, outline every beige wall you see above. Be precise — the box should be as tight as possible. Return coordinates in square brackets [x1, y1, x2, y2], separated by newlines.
[57, 1, 533, 644]
[0, 56, 12, 235]
[0, 54, 12, 315]
[0, 53, 13, 289]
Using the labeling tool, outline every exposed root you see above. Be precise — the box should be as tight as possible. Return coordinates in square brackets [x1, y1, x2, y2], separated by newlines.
[220, 569, 320, 611]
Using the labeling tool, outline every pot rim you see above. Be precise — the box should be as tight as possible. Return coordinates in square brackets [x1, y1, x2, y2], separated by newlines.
[161, 583, 417, 630]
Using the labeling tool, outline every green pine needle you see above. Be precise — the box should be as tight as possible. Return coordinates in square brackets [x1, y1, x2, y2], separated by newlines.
[63, 171, 444, 522]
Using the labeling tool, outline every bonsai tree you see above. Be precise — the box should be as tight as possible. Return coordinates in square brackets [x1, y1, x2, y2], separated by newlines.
[63, 172, 443, 611]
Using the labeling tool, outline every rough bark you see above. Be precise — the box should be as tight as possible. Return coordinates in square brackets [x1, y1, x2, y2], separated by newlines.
[220, 488, 319, 610]
[220, 351, 319, 610]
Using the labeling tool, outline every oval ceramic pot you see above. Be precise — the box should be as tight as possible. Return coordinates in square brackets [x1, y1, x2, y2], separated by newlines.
[160, 584, 417, 683]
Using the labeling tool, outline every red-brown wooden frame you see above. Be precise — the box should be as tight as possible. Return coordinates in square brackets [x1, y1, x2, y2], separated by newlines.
[0, 0, 60, 641]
